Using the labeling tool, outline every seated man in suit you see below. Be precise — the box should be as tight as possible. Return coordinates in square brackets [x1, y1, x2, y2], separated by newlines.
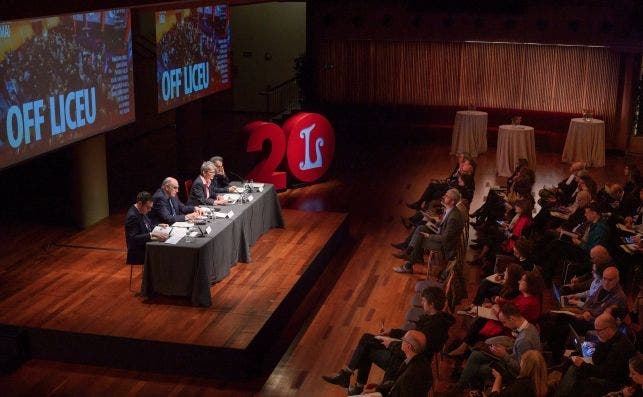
[187, 161, 227, 206]
[125, 191, 168, 265]
[540, 266, 628, 363]
[322, 287, 453, 395]
[149, 177, 200, 225]
[363, 330, 431, 397]
[555, 312, 636, 397]
[393, 188, 464, 274]
[210, 155, 237, 194]
[407, 153, 475, 211]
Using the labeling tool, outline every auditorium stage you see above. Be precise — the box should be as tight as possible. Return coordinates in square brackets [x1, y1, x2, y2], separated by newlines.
[0, 209, 349, 379]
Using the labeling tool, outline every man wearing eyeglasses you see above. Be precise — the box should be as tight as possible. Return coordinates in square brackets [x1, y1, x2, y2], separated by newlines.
[209, 155, 238, 194]
[150, 177, 200, 225]
[541, 266, 628, 365]
[555, 313, 636, 397]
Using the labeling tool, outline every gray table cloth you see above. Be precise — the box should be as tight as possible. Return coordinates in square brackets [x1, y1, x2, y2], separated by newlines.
[141, 184, 284, 306]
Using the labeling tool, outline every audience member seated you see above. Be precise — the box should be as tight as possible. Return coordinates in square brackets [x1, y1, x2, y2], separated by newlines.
[559, 245, 611, 297]
[125, 191, 168, 265]
[540, 267, 628, 363]
[533, 187, 592, 236]
[470, 199, 533, 269]
[187, 161, 227, 206]
[543, 202, 609, 281]
[597, 184, 626, 216]
[471, 263, 523, 306]
[454, 303, 541, 391]
[469, 163, 535, 231]
[489, 350, 549, 397]
[603, 353, 643, 397]
[322, 287, 453, 395]
[448, 271, 543, 357]
[622, 186, 643, 230]
[555, 313, 636, 397]
[624, 164, 643, 196]
[355, 330, 432, 397]
[149, 177, 201, 225]
[407, 153, 475, 211]
[538, 161, 586, 207]
[579, 174, 599, 200]
[393, 189, 464, 274]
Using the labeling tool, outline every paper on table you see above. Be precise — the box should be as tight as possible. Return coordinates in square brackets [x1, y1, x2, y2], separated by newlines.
[163, 227, 186, 244]
[473, 306, 499, 320]
[152, 225, 171, 238]
[214, 210, 234, 219]
[223, 193, 241, 204]
[172, 222, 194, 228]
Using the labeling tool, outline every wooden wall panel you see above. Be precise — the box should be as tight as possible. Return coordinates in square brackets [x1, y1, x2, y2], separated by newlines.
[318, 40, 622, 146]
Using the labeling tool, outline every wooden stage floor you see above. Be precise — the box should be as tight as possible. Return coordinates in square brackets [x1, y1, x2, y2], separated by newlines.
[0, 209, 348, 378]
[0, 141, 628, 396]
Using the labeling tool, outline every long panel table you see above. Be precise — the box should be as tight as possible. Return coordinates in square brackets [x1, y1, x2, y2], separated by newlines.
[141, 184, 284, 306]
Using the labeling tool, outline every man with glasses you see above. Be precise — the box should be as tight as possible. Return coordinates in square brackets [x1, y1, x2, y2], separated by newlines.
[393, 188, 464, 274]
[209, 155, 238, 194]
[150, 177, 200, 225]
[322, 287, 452, 395]
[555, 313, 636, 397]
[541, 266, 628, 364]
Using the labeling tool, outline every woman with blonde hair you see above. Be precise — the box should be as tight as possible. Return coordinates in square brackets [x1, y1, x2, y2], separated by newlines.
[490, 349, 548, 397]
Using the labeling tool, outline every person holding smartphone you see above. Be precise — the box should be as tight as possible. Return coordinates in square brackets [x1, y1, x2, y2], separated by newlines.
[489, 350, 548, 397]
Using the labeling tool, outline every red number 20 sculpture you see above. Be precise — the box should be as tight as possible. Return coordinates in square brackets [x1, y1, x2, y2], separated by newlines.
[244, 113, 335, 189]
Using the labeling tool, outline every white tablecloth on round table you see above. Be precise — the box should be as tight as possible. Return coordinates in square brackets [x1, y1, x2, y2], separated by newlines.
[496, 125, 536, 177]
[450, 110, 488, 157]
[561, 118, 605, 167]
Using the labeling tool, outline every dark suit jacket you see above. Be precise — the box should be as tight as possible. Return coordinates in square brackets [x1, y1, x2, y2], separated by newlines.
[188, 176, 216, 206]
[149, 188, 195, 225]
[577, 331, 636, 390]
[558, 175, 579, 205]
[125, 205, 152, 264]
[210, 174, 230, 194]
[424, 206, 464, 260]
[380, 354, 431, 397]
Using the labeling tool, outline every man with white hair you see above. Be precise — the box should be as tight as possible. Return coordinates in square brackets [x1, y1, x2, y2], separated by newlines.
[555, 312, 636, 397]
[541, 266, 628, 364]
[149, 177, 200, 225]
[357, 330, 431, 397]
[393, 188, 464, 274]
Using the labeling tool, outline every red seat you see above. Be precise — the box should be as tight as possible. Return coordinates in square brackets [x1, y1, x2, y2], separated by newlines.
[183, 179, 193, 202]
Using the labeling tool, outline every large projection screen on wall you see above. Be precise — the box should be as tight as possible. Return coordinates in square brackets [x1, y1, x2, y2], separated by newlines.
[155, 3, 231, 113]
[0, 8, 135, 170]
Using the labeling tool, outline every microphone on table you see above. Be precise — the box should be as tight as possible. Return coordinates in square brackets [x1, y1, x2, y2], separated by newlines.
[229, 172, 254, 191]
[195, 224, 207, 237]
